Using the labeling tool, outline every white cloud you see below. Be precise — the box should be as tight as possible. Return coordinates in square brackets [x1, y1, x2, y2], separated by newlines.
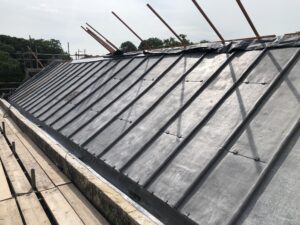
[0, 0, 299, 56]
[27, 3, 59, 14]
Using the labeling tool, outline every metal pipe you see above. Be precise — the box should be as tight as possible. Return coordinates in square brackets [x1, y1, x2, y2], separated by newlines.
[191, 0, 225, 44]
[86, 22, 119, 50]
[81, 26, 115, 53]
[218, 34, 275, 43]
[112, 11, 144, 42]
[146, 3, 185, 45]
[236, 0, 261, 40]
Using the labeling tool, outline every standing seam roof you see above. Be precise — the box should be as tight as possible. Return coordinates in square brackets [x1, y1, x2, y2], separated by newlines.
[8, 35, 300, 225]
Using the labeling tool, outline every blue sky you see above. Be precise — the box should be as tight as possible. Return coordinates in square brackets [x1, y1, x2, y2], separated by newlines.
[0, 0, 299, 55]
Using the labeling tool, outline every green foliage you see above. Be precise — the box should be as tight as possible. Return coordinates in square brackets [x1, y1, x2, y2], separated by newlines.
[31, 39, 65, 55]
[137, 34, 193, 50]
[120, 41, 137, 53]
[0, 51, 24, 82]
[162, 37, 179, 48]
[179, 34, 193, 45]
[138, 37, 164, 50]
[122, 34, 209, 52]
[0, 35, 28, 54]
[199, 40, 209, 43]
[0, 34, 70, 82]
[0, 42, 15, 55]
[0, 35, 66, 55]
[163, 34, 193, 47]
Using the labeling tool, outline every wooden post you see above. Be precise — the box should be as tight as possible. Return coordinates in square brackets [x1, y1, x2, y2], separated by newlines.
[2, 122, 5, 136]
[86, 23, 119, 50]
[31, 169, 36, 190]
[146, 3, 185, 45]
[236, 0, 261, 40]
[111, 11, 144, 42]
[81, 26, 115, 54]
[11, 141, 16, 154]
[191, 0, 225, 44]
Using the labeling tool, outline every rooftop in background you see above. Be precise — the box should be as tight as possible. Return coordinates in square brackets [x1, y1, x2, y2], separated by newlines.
[7, 34, 300, 225]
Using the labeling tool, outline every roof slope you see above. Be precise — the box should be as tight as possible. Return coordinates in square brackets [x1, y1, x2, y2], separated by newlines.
[8, 36, 300, 225]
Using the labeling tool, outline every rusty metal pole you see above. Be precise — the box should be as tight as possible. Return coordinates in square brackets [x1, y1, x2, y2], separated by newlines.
[81, 26, 115, 54]
[85, 23, 119, 50]
[191, 0, 225, 44]
[236, 0, 261, 40]
[111, 11, 144, 42]
[146, 3, 185, 45]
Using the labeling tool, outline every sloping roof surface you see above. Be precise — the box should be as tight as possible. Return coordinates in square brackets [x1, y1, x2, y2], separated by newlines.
[9, 36, 300, 225]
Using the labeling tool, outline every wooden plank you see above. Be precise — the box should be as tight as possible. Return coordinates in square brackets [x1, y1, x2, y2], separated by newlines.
[0, 160, 12, 201]
[4, 124, 54, 191]
[0, 198, 23, 225]
[1, 99, 156, 225]
[17, 192, 51, 225]
[0, 108, 4, 117]
[2, 117, 22, 135]
[4, 117, 70, 186]
[0, 135, 31, 195]
[41, 188, 84, 225]
[59, 184, 109, 225]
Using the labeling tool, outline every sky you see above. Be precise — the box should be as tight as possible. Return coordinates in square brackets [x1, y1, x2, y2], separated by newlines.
[0, 0, 299, 56]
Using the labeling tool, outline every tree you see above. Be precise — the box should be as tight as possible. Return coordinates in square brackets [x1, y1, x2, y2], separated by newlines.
[0, 42, 15, 55]
[0, 34, 70, 82]
[178, 34, 193, 46]
[0, 35, 68, 57]
[137, 35, 193, 50]
[0, 51, 24, 82]
[120, 41, 137, 53]
[138, 37, 164, 50]
[199, 40, 209, 43]
[163, 34, 193, 47]
[163, 37, 180, 48]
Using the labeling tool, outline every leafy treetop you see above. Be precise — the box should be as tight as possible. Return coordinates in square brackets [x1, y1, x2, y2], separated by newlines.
[0, 34, 69, 82]
[120, 34, 205, 52]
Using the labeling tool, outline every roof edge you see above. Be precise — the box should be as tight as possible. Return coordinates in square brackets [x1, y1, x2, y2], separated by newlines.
[0, 99, 161, 225]
[71, 33, 300, 63]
